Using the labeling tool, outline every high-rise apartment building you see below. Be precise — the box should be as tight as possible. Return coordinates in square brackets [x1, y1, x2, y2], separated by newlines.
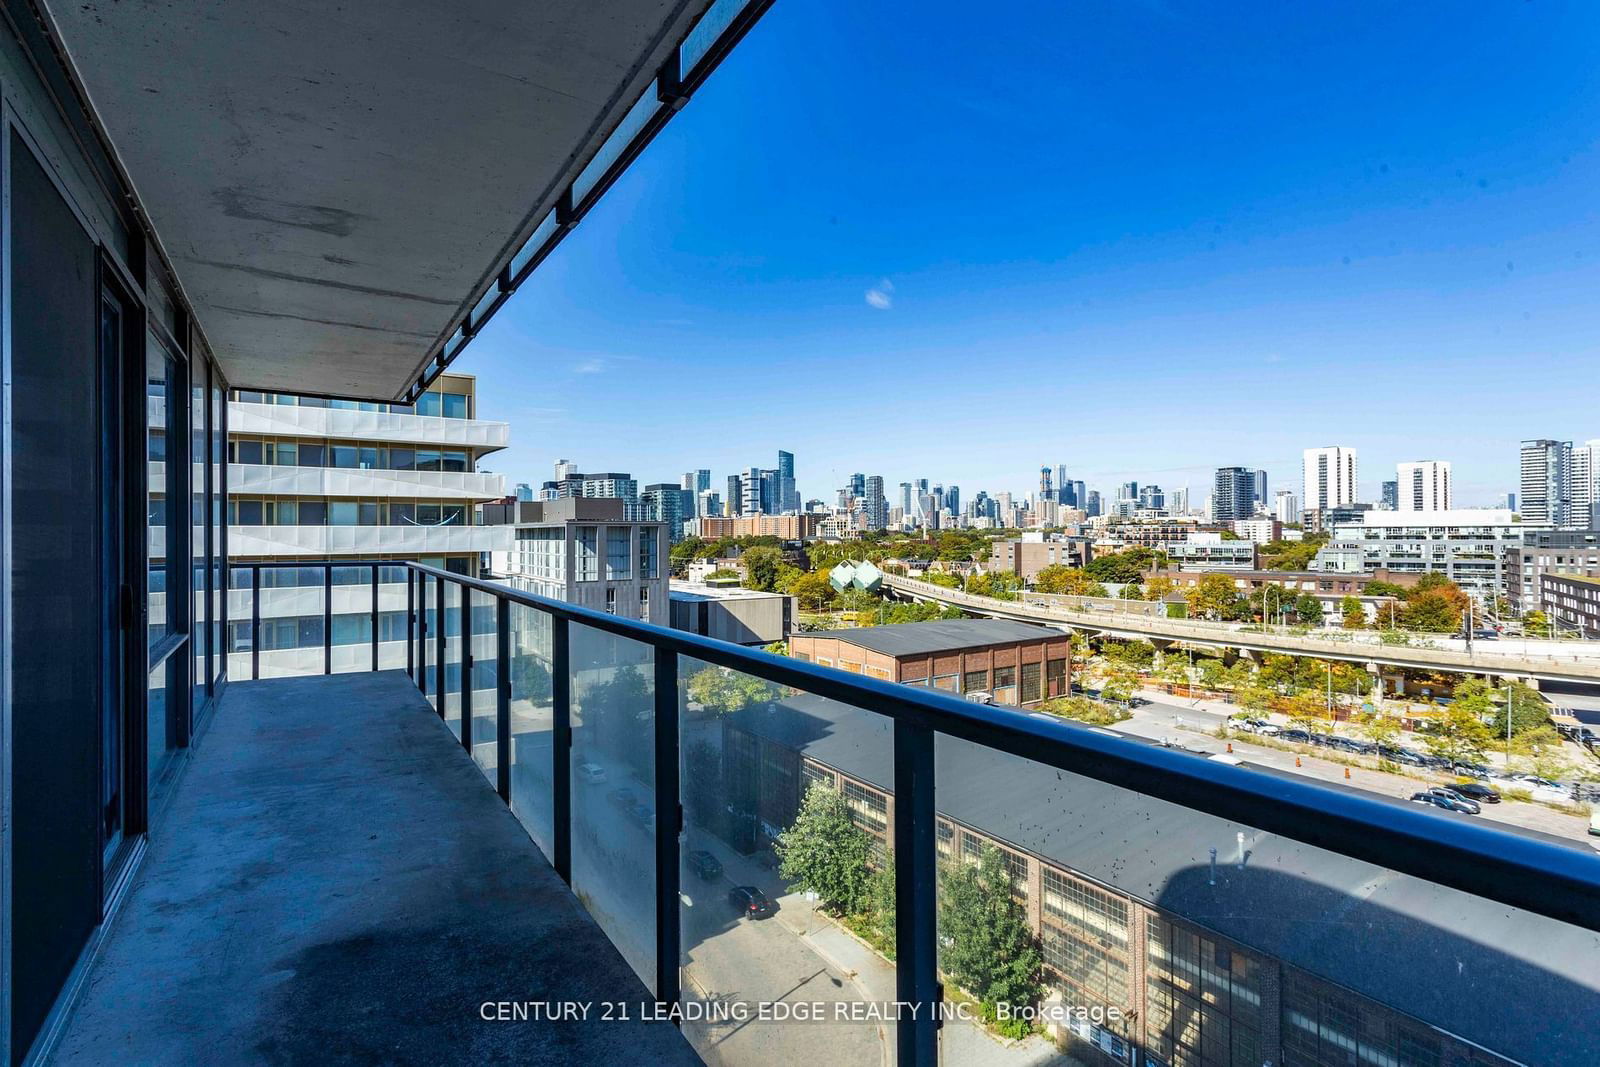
[1252, 469, 1268, 509]
[1381, 480, 1399, 510]
[1273, 489, 1299, 524]
[864, 475, 888, 529]
[1211, 467, 1256, 521]
[1397, 460, 1452, 512]
[777, 450, 799, 513]
[727, 474, 744, 516]
[1039, 466, 1054, 502]
[640, 482, 690, 542]
[1572, 441, 1600, 529]
[1303, 446, 1358, 512]
[228, 374, 511, 673]
[483, 497, 667, 624]
[1520, 439, 1572, 526]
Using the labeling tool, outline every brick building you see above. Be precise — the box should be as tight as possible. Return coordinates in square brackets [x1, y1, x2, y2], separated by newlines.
[721, 695, 1580, 1067]
[789, 619, 1070, 706]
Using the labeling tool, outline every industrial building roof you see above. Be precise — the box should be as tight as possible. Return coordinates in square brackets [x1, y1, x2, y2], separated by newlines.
[728, 694, 1600, 1067]
[817, 618, 1063, 658]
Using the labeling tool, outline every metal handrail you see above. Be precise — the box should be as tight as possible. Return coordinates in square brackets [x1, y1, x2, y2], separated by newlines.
[236, 558, 1600, 1066]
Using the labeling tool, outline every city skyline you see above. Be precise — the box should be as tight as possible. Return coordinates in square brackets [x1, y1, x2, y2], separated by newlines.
[462, 1, 1600, 509]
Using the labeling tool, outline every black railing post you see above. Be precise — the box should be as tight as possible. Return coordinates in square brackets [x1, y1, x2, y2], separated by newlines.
[552, 614, 572, 884]
[406, 568, 415, 680]
[250, 564, 260, 680]
[370, 563, 380, 672]
[417, 575, 428, 696]
[894, 720, 939, 1067]
[434, 575, 446, 719]
[496, 597, 511, 803]
[460, 588, 474, 751]
[653, 652, 681, 1012]
[323, 565, 333, 675]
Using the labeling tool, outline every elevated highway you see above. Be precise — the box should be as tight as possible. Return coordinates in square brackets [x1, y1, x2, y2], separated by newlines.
[882, 574, 1600, 686]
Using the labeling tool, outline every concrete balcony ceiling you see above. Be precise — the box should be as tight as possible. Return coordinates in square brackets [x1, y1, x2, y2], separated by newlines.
[42, 0, 714, 398]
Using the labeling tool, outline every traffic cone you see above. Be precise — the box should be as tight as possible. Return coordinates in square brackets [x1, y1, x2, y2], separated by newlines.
[1295, 756, 1302, 767]
[1226, 742, 1233, 753]
[1344, 767, 1351, 779]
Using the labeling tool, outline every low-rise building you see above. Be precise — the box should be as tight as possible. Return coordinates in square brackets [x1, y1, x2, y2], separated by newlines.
[669, 583, 795, 646]
[789, 618, 1070, 706]
[719, 695, 1571, 1067]
[1326, 509, 1540, 600]
[1504, 529, 1600, 613]
[482, 497, 668, 624]
[1542, 573, 1600, 639]
[685, 513, 822, 540]
[1232, 517, 1282, 545]
[1167, 533, 1258, 571]
[990, 533, 1093, 582]
[1157, 569, 1412, 623]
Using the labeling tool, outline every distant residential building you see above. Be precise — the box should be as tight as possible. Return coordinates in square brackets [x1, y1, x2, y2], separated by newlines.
[483, 497, 667, 624]
[1520, 439, 1572, 526]
[990, 534, 1093, 582]
[1169, 487, 1190, 515]
[640, 482, 691, 542]
[1303, 503, 1370, 535]
[1542, 573, 1600, 639]
[1085, 490, 1102, 518]
[1303, 446, 1358, 513]
[1167, 533, 1257, 571]
[1380, 480, 1399, 510]
[1326, 509, 1536, 600]
[1397, 460, 1452, 512]
[789, 619, 1071, 707]
[1273, 490, 1299, 524]
[515, 482, 534, 502]
[1138, 484, 1166, 511]
[1252, 469, 1268, 509]
[1572, 441, 1600, 529]
[1505, 529, 1600, 613]
[685, 513, 821, 540]
[1233, 517, 1282, 545]
[864, 475, 888, 529]
[1211, 467, 1257, 522]
[696, 489, 722, 518]
[777, 450, 799, 513]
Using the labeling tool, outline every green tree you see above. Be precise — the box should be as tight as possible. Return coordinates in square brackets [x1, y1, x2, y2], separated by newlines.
[1034, 565, 1105, 597]
[741, 546, 784, 592]
[1100, 665, 1140, 705]
[1143, 574, 1177, 601]
[863, 854, 897, 958]
[776, 782, 873, 914]
[1359, 711, 1402, 752]
[1364, 580, 1411, 600]
[786, 568, 836, 610]
[1399, 590, 1464, 634]
[1423, 705, 1494, 766]
[938, 845, 1042, 1015]
[1084, 547, 1163, 584]
[1453, 678, 1545, 738]
[924, 571, 962, 589]
[1523, 610, 1553, 638]
[965, 572, 1019, 600]
[1339, 595, 1366, 630]
[1188, 573, 1244, 620]
[1293, 594, 1324, 626]
[687, 665, 778, 715]
[1261, 533, 1329, 571]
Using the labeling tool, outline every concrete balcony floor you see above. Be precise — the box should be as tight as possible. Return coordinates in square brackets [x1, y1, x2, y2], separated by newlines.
[54, 671, 695, 1065]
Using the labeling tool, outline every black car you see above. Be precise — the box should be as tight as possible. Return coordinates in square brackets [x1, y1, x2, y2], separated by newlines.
[1409, 788, 1480, 814]
[688, 849, 723, 881]
[1450, 782, 1501, 804]
[728, 885, 773, 918]
[1281, 729, 1312, 743]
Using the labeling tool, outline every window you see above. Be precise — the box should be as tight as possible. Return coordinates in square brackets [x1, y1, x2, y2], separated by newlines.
[606, 527, 632, 579]
[963, 669, 989, 693]
[415, 391, 442, 417]
[329, 502, 358, 526]
[1020, 661, 1042, 703]
[842, 780, 888, 835]
[233, 439, 262, 464]
[330, 444, 358, 468]
[576, 527, 599, 581]
[639, 587, 650, 618]
[442, 392, 469, 418]
[605, 588, 617, 615]
[299, 501, 326, 525]
[273, 442, 297, 465]
[297, 442, 325, 467]
[640, 527, 659, 579]
[1046, 657, 1067, 697]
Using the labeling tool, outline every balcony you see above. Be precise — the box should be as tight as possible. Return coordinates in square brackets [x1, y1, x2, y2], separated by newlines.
[56, 562, 1600, 1066]
[52, 670, 697, 1064]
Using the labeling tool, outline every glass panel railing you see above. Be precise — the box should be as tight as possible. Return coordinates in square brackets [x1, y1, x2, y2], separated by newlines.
[254, 566, 325, 679]
[227, 565, 254, 680]
[469, 590, 498, 783]
[443, 581, 462, 739]
[507, 604, 555, 859]
[378, 565, 410, 671]
[675, 655, 895, 1065]
[329, 565, 370, 674]
[569, 621, 657, 994]
[423, 576, 438, 713]
[921, 732, 1600, 1067]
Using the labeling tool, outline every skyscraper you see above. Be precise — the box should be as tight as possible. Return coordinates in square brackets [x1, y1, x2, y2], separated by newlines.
[945, 485, 960, 516]
[864, 475, 887, 529]
[899, 481, 914, 519]
[1072, 480, 1086, 510]
[1252, 470, 1268, 509]
[777, 450, 798, 513]
[1039, 466, 1053, 502]
[1303, 446, 1358, 512]
[696, 469, 712, 492]
[1118, 481, 1138, 504]
[727, 474, 744, 517]
[1381, 480, 1399, 510]
[1086, 490, 1102, 517]
[1571, 441, 1600, 528]
[1273, 489, 1299, 523]
[1520, 439, 1571, 525]
[1212, 467, 1256, 521]
[1396, 460, 1452, 512]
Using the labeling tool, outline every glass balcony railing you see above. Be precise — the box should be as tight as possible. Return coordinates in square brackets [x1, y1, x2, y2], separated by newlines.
[229, 560, 1600, 1067]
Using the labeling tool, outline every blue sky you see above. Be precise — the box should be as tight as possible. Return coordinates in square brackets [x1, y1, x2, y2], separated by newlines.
[465, 0, 1600, 507]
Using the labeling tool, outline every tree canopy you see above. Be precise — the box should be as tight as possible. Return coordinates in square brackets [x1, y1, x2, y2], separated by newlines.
[776, 781, 874, 914]
[938, 844, 1042, 1016]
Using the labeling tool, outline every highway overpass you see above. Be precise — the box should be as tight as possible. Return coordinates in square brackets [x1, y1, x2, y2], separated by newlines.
[881, 574, 1600, 686]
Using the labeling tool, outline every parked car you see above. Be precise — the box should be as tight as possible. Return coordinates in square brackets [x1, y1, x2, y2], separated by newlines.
[628, 803, 655, 831]
[1378, 745, 1427, 766]
[607, 787, 636, 811]
[1415, 787, 1481, 814]
[1450, 782, 1500, 804]
[728, 885, 773, 919]
[688, 850, 723, 881]
[1510, 773, 1561, 790]
[1252, 721, 1282, 736]
[577, 761, 607, 785]
[1281, 729, 1313, 743]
